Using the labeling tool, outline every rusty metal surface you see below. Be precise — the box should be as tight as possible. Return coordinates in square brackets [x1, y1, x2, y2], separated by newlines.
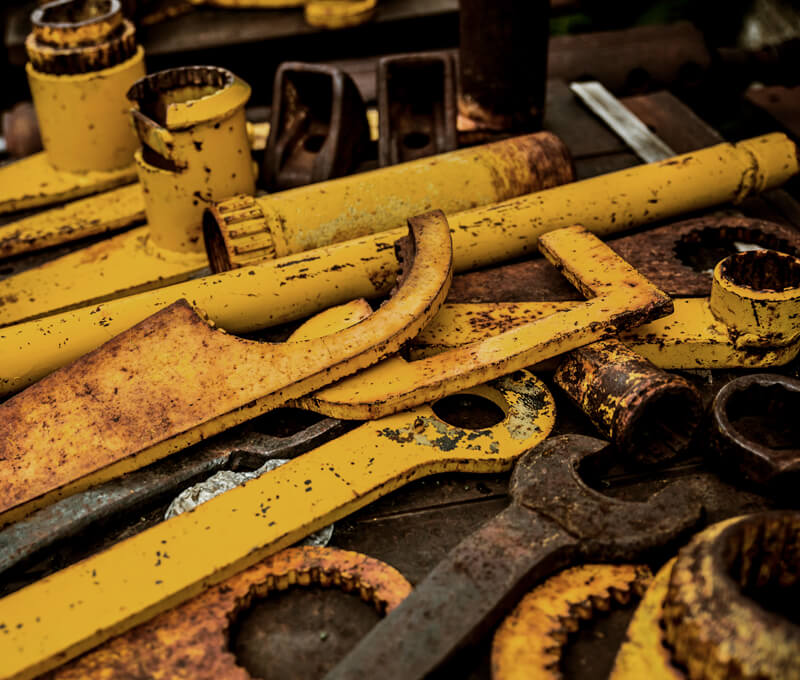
[491, 563, 653, 680]
[663, 512, 800, 679]
[26, 0, 138, 74]
[377, 51, 457, 166]
[261, 62, 370, 192]
[323, 435, 702, 680]
[711, 374, 800, 486]
[457, 0, 549, 138]
[0, 416, 350, 579]
[746, 85, 800, 141]
[0, 211, 452, 526]
[47, 546, 412, 679]
[555, 339, 703, 465]
[447, 216, 800, 303]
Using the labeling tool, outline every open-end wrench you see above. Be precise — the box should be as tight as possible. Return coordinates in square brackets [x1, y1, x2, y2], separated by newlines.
[325, 434, 703, 680]
[0, 416, 350, 580]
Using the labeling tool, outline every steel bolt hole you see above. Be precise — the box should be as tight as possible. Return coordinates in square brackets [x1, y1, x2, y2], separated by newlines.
[721, 249, 800, 292]
[674, 226, 796, 274]
[625, 390, 701, 463]
[725, 384, 800, 450]
[303, 134, 326, 153]
[432, 394, 505, 429]
[230, 586, 382, 680]
[723, 515, 800, 625]
[402, 132, 431, 150]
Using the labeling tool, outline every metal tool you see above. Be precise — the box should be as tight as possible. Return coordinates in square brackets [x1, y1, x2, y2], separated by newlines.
[293, 225, 672, 419]
[49, 546, 412, 679]
[554, 339, 703, 464]
[261, 62, 369, 191]
[570, 81, 676, 162]
[323, 435, 702, 680]
[377, 52, 457, 166]
[0, 368, 555, 680]
[0, 133, 794, 394]
[711, 374, 800, 486]
[0, 211, 451, 526]
[0, 64, 256, 328]
[491, 564, 652, 680]
[0, 417, 349, 578]
[612, 512, 800, 680]
[0, 0, 144, 215]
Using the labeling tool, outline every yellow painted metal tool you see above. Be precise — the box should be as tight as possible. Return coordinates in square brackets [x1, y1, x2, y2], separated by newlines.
[206, 132, 798, 272]
[51, 546, 412, 678]
[205, 130, 572, 269]
[0, 369, 555, 680]
[0, 65, 256, 327]
[0, 131, 570, 326]
[0, 0, 145, 215]
[0, 133, 794, 392]
[0, 211, 452, 527]
[491, 564, 652, 680]
[408, 247, 800, 370]
[294, 225, 672, 419]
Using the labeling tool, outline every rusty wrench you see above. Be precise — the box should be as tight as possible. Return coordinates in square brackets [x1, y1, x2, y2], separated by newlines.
[0, 417, 350, 579]
[324, 434, 702, 680]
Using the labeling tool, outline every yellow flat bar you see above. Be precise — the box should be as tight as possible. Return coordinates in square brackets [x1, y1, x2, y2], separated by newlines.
[409, 298, 800, 369]
[0, 370, 555, 680]
[297, 225, 672, 418]
[0, 152, 137, 215]
[0, 212, 452, 527]
[0, 227, 207, 326]
[0, 183, 145, 259]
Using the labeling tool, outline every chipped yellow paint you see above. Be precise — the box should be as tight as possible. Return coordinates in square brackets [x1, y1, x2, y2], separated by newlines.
[305, 0, 377, 28]
[294, 226, 672, 418]
[0, 369, 554, 680]
[609, 560, 683, 680]
[407, 295, 800, 370]
[709, 250, 800, 349]
[0, 184, 145, 259]
[492, 564, 652, 680]
[0, 212, 452, 527]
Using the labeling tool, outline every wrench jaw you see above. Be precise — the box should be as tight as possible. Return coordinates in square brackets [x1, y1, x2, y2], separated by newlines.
[513, 436, 704, 562]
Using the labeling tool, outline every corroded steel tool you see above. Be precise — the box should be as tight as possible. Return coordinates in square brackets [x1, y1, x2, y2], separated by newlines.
[49, 546, 412, 679]
[262, 62, 369, 191]
[323, 435, 702, 680]
[377, 52, 457, 166]
[0, 0, 145, 214]
[711, 374, 800, 486]
[0, 211, 452, 526]
[0, 417, 349, 578]
[612, 511, 800, 680]
[0, 369, 555, 680]
[491, 564, 653, 680]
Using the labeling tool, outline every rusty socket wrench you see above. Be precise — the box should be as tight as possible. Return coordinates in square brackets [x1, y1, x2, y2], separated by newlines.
[555, 339, 703, 464]
[711, 373, 800, 485]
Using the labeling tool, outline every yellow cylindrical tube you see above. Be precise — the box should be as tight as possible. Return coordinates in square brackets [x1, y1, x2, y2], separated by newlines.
[128, 66, 256, 254]
[25, 46, 145, 172]
[204, 131, 574, 269]
[0, 133, 796, 396]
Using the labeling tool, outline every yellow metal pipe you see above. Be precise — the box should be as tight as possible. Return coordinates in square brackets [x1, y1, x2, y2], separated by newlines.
[127, 66, 257, 254]
[204, 131, 573, 269]
[0, 133, 795, 395]
[0, 2, 145, 214]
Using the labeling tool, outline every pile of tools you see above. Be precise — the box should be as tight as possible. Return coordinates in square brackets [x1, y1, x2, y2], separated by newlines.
[0, 1, 799, 679]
